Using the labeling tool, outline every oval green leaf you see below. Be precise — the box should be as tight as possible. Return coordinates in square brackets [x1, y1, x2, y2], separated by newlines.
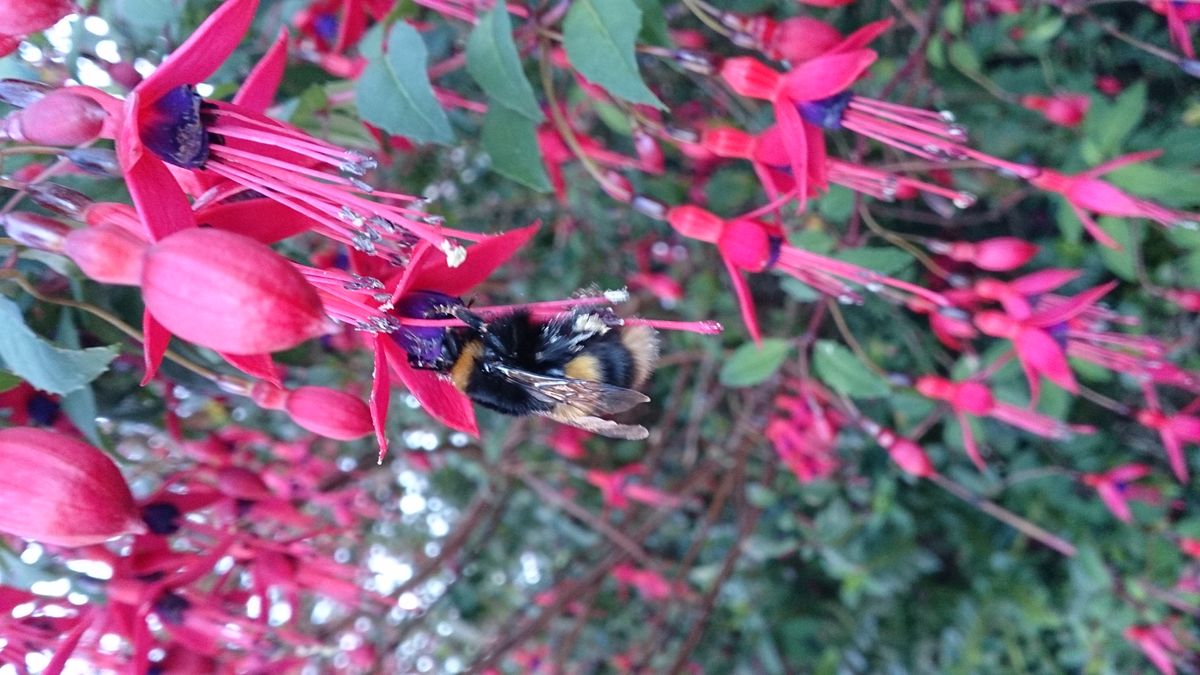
[482, 104, 552, 192]
[356, 22, 453, 144]
[812, 339, 890, 399]
[466, 5, 543, 121]
[720, 339, 792, 388]
[563, 0, 665, 109]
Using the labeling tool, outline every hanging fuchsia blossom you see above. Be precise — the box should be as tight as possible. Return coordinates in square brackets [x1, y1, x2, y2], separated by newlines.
[974, 281, 1118, 401]
[666, 204, 948, 342]
[1080, 464, 1156, 523]
[1028, 150, 1200, 248]
[915, 376, 1087, 470]
[0, 427, 145, 546]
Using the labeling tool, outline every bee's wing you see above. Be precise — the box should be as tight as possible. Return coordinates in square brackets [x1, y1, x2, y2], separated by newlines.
[490, 364, 649, 416]
[537, 410, 650, 440]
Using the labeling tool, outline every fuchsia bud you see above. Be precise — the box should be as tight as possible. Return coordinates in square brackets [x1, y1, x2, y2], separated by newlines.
[141, 228, 329, 355]
[0, 427, 144, 546]
[884, 434, 936, 478]
[251, 382, 372, 440]
[1180, 538, 1200, 559]
[1020, 93, 1090, 128]
[216, 466, 274, 501]
[0, 211, 69, 250]
[0, 0, 75, 36]
[937, 238, 1038, 271]
[64, 223, 147, 285]
[700, 127, 755, 159]
[720, 57, 784, 100]
[0, 90, 107, 146]
[1161, 288, 1200, 312]
[768, 17, 844, 62]
[666, 205, 723, 243]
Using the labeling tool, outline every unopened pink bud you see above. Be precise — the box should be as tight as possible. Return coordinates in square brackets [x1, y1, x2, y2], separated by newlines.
[0, 427, 144, 547]
[1163, 288, 1200, 312]
[141, 228, 329, 355]
[947, 238, 1038, 271]
[887, 436, 936, 478]
[720, 57, 784, 100]
[666, 205, 723, 244]
[284, 386, 373, 440]
[64, 224, 148, 285]
[1020, 93, 1089, 128]
[216, 466, 274, 501]
[768, 17, 843, 62]
[0, 0, 76, 36]
[701, 127, 755, 159]
[0, 211, 68, 250]
[633, 129, 664, 174]
[0, 90, 107, 146]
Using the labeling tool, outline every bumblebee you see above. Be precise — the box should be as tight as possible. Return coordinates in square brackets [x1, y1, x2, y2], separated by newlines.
[397, 294, 659, 439]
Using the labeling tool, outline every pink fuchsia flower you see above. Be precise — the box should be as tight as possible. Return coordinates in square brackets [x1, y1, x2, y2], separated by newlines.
[923, 237, 1038, 272]
[1028, 150, 1200, 248]
[915, 376, 1084, 470]
[767, 384, 842, 483]
[349, 223, 539, 455]
[719, 21, 987, 211]
[0, 427, 145, 546]
[1080, 464, 1155, 523]
[972, 267, 1082, 320]
[1124, 622, 1187, 675]
[73, 0, 473, 261]
[974, 281, 1118, 401]
[586, 464, 684, 510]
[1020, 93, 1090, 128]
[666, 204, 948, 342]
[1134, 407, 1200, 483]
[141, 228, 330, 355]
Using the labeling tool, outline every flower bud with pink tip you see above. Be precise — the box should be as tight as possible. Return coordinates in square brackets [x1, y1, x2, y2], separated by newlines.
[927, 237, 1038, 272]
[141, 228, 329, 355]
[1020, 93, 1090, 128]
[0, 211, 69, 251]
[64, 224, 148, 285]
[0, 427, 144, 546]
[251, 382, 373, 441]
[0, 90, 107, 146]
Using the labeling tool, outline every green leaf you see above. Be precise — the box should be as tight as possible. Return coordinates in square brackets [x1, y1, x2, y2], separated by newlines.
[0, 297, 117, 396]
[356, 23, 453, 144]
[720, 339, 792, 388]
[563, 0, 665, 109]
[466, 5, 543, 122]
[481, 104, 552, 192]
[835, 247, 914, 277]
[0, 370, 20, 393]
[948, 42, 982, 74]
[812, 340, 890, 398]
[55, 310, 103, 447]
[1095, 217, 1138, 281]
[632, 0, 671, 47]
[1082, 81, 1146, 159]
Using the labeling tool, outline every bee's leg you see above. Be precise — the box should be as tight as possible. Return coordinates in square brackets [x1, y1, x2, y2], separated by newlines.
[449, 305, 489, 332]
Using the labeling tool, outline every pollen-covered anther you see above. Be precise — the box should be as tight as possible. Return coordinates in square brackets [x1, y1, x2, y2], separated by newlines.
[440, 239, 468, 268]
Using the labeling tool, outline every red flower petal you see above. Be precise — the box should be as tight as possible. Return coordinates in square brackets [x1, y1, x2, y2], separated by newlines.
[380, 337, 478, 436]
[123, 153, 195, 243]
[722, 255, 763, 345]
[220, 352, 283, 386]
[198, 198, 317, 244]
[410, 221, 540, 297]
[782, 49, 877, 102]
[142, 310, 170, 384]
[370, 338, 391, 460]
[232, 27, 289, 113]
[137, 0, 260, 104]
